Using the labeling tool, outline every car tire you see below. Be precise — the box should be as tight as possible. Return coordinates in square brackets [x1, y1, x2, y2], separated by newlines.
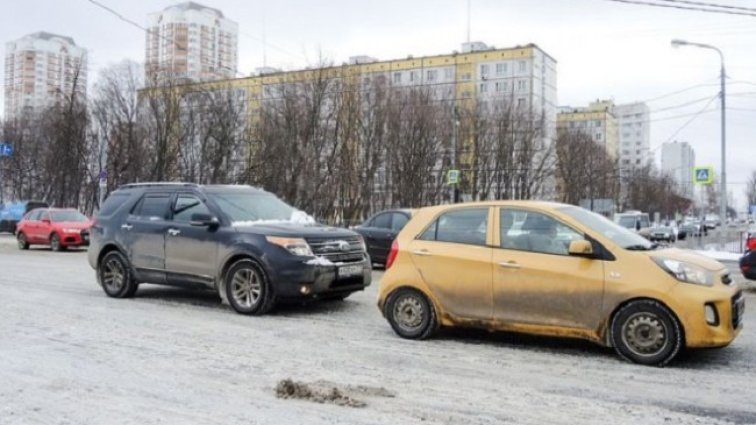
[385, 288, 439, 340]
[17, 232, 29, 250]
[98, 251, 138, 298]
[225, 259, 276, 315]
[50, 233, 65, 252]
[610, 299, 683, 367]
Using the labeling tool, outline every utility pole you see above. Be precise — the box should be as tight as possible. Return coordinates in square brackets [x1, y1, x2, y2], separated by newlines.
[671, 39, 727, 248]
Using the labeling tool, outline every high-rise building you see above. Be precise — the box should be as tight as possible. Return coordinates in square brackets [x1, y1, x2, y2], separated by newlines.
[4, 31, 87, 118]
[661, 141, 696, 199]
[145, 2, 238, 83]
[557, 100, 619, 157]
[614, 102, 650, 170]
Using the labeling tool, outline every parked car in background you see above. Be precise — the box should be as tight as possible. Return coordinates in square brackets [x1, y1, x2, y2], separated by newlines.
[746, 225, 756, 252]
[352, 209, 412, 266]
[378, 201, 743, 366]
[88, 183, 371, 314]
[679, 223, 699, 238]
[740, 251, 756, 281]
[16, 208, 91, 251]
[0, 200, 49, 234]
[649, 226, 676, 243]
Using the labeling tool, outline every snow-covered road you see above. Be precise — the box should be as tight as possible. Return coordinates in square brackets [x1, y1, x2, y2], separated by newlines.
[1, 235, 755, 425]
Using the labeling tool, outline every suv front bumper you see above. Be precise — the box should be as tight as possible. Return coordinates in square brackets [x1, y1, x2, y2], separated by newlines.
[271, 255, 372, 299]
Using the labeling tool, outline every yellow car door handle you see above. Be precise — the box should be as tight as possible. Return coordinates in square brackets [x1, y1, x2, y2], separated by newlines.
[412, 249, 432, 256]
[498, 261, 521, 269]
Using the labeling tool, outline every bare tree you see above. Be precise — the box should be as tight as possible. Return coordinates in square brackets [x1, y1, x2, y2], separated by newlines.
[746, 171, 756, 209]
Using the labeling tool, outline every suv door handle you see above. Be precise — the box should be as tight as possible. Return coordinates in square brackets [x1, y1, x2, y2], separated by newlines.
[167, 229, 181, 236]
[412, 249, 432, 256]
[121, 224, 133, 230]
[498, 261, 521, 269]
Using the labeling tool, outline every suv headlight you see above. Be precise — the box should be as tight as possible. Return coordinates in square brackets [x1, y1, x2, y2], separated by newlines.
[266, 236, 313, 256]
[652, 257, 714, 286]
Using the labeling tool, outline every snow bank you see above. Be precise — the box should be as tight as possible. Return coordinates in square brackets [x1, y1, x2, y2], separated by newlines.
[694, 250, 742, 262]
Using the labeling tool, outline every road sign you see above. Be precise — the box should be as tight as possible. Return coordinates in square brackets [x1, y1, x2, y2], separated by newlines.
[0, 143, 13, 157]
[750, 205, 756, 216]
[98, 170, 107, 180]
[693, 166, 714, 185]
[447, 169, 460, 185]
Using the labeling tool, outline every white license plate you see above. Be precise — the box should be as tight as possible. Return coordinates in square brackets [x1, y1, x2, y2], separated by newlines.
[339, 264, 363, 278]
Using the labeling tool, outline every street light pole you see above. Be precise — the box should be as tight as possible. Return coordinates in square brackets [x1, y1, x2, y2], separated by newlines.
[671, 39, 727, 247]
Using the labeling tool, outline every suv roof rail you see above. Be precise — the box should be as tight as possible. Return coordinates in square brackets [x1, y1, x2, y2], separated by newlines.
[117, 182, 200, 190]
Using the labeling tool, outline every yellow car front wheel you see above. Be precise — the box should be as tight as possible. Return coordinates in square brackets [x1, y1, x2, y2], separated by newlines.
[610, 299, 683, 367]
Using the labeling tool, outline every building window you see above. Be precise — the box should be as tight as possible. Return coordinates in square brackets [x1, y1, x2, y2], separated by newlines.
[427, 70, 437, 82]
[444, 68, 453, 80]
[595, 120, 602, 127]
[479, 83, 488, 93]
[517, 98, 525, 108]
[495, 81, 507, 92]
[480, 64, 489, 76]
[517, 80, 526, 91]
[518, 61, 527, 72]
[461, 72, 471, 81]
[393, 72, 401, 84]
[596, 133, 602, 140]
[409, 71, 416, 82]
[495, 63, 507, 75]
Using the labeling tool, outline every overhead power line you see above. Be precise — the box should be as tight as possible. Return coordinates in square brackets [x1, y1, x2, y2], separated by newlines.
[600, 0, 756, 17]
[657, 0, 756, 13]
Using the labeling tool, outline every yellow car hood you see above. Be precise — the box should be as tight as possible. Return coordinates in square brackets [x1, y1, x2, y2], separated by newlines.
[643, 247, 726, 272]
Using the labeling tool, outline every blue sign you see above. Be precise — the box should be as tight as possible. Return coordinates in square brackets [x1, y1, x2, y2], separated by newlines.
[693, 166, 714, 185]
[98, 170, 108, 180]
[0, 143, 12, 157]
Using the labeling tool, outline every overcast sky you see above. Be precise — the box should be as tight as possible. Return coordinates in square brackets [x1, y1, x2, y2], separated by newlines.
[2, 0, 755, 209]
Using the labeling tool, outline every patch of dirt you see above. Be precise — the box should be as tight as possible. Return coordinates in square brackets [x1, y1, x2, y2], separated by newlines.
[275, 379, 395, 408]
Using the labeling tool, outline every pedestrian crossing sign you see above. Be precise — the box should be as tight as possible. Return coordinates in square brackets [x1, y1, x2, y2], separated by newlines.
[447, 169, 460, 185]
[693, 166, 714, 185]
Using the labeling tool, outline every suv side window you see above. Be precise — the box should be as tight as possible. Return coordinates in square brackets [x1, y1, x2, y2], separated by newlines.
[131, 194, 171, 220]
[500, 209, 584, 256]
[27, 210, 41, 221]
[372, 213, 392, 229]
[172, 194, 211, 222]
[40, 211, 50, 222]
[98, 192, 130, 217]
[419, 208, 488, 246]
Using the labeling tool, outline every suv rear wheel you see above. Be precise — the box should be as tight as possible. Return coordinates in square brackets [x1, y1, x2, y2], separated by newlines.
[98, 251, 138, 298]
[385, 288, 438, 340]
[226, 259, 276, 315]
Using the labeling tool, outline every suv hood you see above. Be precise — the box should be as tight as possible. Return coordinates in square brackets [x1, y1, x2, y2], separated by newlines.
[645, 247, 725, 272]
[232, 222, 358, 239]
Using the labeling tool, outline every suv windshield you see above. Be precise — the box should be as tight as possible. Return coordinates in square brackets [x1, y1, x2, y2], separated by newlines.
[559, 206, 653, 250]
[51, 211, 88, 222]
[209, 192, 313, 225]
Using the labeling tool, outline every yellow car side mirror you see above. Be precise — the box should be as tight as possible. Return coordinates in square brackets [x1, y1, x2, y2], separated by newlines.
[568, 240, 594, 256]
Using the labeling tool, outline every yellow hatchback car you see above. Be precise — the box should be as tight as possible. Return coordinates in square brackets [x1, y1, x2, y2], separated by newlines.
[377, 201, 744, 366]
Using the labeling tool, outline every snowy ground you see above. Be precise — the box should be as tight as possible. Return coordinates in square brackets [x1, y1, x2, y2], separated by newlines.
[1, 234, 755, 425]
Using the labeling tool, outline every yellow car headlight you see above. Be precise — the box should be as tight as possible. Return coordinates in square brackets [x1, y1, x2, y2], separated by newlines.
[652, 257, 714, 286]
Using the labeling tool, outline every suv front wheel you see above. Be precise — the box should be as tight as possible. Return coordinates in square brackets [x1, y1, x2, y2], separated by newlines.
[225, 259, 276, 315]
[98, 251, 138, 298]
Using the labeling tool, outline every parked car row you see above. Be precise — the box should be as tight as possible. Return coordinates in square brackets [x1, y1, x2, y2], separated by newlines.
[11, 182, 745, 367]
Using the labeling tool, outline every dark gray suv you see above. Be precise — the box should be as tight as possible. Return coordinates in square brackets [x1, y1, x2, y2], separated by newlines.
[88, 183, 371, 315]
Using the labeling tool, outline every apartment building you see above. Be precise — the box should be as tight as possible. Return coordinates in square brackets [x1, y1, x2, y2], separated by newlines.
[557, 100, 619, 157]
[145, 2, 238, 83]
[615, 102, 650, 170]
[661, 141, 696, 199]
[4, 31, 87, 118]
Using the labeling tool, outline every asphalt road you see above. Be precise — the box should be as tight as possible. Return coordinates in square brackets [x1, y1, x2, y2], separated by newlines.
[1, 234, 755, 425]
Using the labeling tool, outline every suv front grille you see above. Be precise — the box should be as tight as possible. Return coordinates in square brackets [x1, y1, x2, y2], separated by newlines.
[732, 292, 745, 330]
[307, 236, 364, 264]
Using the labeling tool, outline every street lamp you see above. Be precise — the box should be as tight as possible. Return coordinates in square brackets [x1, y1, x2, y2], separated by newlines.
[671, 39, 727, 247]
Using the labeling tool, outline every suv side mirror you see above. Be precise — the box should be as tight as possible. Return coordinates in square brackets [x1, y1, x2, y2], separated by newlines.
[568, 240, 594, 257]
[190, 213, 219, 228]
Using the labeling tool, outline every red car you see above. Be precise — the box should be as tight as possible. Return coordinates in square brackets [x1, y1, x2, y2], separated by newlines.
[16, 208, 92, 251]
